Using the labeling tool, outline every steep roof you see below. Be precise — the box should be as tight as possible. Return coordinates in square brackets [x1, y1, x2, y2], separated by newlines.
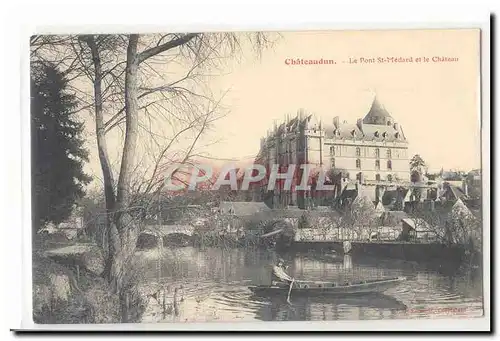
[402, 218, 432, 232]
[449, 185, 467, 201]
[359, 124, 406, 142]
[324, 123, 363, 139]
[374, 201, 386, 216]
[352, 191, 374, 208]
[363, 96, 393, 125]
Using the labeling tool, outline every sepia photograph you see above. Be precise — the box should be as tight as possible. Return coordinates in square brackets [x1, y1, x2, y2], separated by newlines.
[26, 27, 487, 330]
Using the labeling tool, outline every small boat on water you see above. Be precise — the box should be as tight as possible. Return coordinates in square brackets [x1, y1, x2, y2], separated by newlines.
[248, 276, 406, 297]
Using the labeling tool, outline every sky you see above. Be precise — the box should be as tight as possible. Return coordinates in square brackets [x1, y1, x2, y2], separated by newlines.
[82, 29, 481, 187]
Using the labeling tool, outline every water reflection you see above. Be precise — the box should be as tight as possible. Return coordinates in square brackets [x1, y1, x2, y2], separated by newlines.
[254, 293, 408, 321]
[136, 247, 483, 322]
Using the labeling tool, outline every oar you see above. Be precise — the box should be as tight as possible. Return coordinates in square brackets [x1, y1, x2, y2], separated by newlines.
[287, 278, 295, 304]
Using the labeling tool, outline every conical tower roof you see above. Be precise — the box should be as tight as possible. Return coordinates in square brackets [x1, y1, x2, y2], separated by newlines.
[363, 96, 393, 125]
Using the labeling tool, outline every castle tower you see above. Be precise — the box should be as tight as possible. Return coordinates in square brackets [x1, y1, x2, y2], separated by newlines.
[362, 96, 394, 126]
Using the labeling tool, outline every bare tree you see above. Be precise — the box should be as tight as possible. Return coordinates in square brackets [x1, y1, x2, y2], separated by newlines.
[410, 202, 481, 250]
[31, 32, 277, 321]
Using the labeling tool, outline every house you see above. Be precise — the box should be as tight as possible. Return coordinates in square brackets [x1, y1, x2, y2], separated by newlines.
[336, 183, 359, 209]
[466, 169, 481, 200]
[378, 186, 406, 210]
[439, 182, 468, 202]
[428, 198, 479, 244]
[370, 211, 408, 241]
[39, 216, 85, 240]
[401, 218, 437, 242]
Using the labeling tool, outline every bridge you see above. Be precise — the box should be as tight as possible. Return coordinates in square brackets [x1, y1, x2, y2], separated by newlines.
[142, 224, 195, 238]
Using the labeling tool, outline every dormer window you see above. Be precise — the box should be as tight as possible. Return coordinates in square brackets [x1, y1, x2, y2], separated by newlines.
[382, 132, 388, 138]
[395, 132, 400, 138]
[374, 131, 379, 138]
[351, 129, 356, 137]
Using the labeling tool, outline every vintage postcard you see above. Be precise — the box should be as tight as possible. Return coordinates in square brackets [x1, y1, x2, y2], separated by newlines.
[25, 27, 488, 331]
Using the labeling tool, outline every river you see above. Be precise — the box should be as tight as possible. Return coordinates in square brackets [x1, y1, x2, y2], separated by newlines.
[136, 246, 483, 323]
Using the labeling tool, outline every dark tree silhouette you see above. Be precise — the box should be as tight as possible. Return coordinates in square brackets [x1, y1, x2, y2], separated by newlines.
[31, 63, 91, 231]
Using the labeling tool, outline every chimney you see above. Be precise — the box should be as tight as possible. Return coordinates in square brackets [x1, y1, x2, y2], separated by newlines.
[430, 200, 435, 211]
[462, 179, 469, 197]
[333, 116, 340, 127]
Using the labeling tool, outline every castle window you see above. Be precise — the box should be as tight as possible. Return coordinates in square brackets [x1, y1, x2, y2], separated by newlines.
[375, 160, 380, 170]
[376, 174, 381, 181]
[375, 148, 380, 158]
[331, 158, 335, 168]
[386, 148, 392, 158]
[356, 159, 361, 169]
[356, 147, 361, 157]
[387, 160, 392, 170]
[387, 174, 393, 182]
[356, 172, 363, 182]
[330, 146, 335, 155]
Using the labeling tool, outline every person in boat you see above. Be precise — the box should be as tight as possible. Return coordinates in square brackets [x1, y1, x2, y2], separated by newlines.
[272, 258, 294, 285]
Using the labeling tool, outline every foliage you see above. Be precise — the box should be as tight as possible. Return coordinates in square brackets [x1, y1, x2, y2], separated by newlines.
[410, 154, 427, 182]
[342, 194, 378, 230]
[410, 202, 481, 251]
[31, 63, 91, 231]
[327, 168, 350, 181]
[425, 172, 439, 181]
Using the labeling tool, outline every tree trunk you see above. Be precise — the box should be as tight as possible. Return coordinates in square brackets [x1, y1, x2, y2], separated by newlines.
[84, 36, 116, 256]
[116, 34, 140, 211]
[108, 35, 142, 322]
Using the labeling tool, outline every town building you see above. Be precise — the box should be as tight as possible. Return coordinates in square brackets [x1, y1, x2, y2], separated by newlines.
[253, 96, 411, 208]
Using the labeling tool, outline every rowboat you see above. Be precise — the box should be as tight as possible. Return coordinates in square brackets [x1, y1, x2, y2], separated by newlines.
[248, 276, 406, 297]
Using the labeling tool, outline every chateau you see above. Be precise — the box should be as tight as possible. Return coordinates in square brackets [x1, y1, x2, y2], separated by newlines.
[253, 96, 411, 208]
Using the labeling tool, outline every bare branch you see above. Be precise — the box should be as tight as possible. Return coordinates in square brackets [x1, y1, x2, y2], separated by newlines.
[138, 33, 199, 64]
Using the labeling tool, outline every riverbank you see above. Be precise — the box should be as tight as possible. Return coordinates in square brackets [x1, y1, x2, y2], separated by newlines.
[32, 253, 121, 324]
[286, 241, 470, 264]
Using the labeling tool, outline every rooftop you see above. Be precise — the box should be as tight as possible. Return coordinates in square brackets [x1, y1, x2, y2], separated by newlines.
[363, 96, 393, 125]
